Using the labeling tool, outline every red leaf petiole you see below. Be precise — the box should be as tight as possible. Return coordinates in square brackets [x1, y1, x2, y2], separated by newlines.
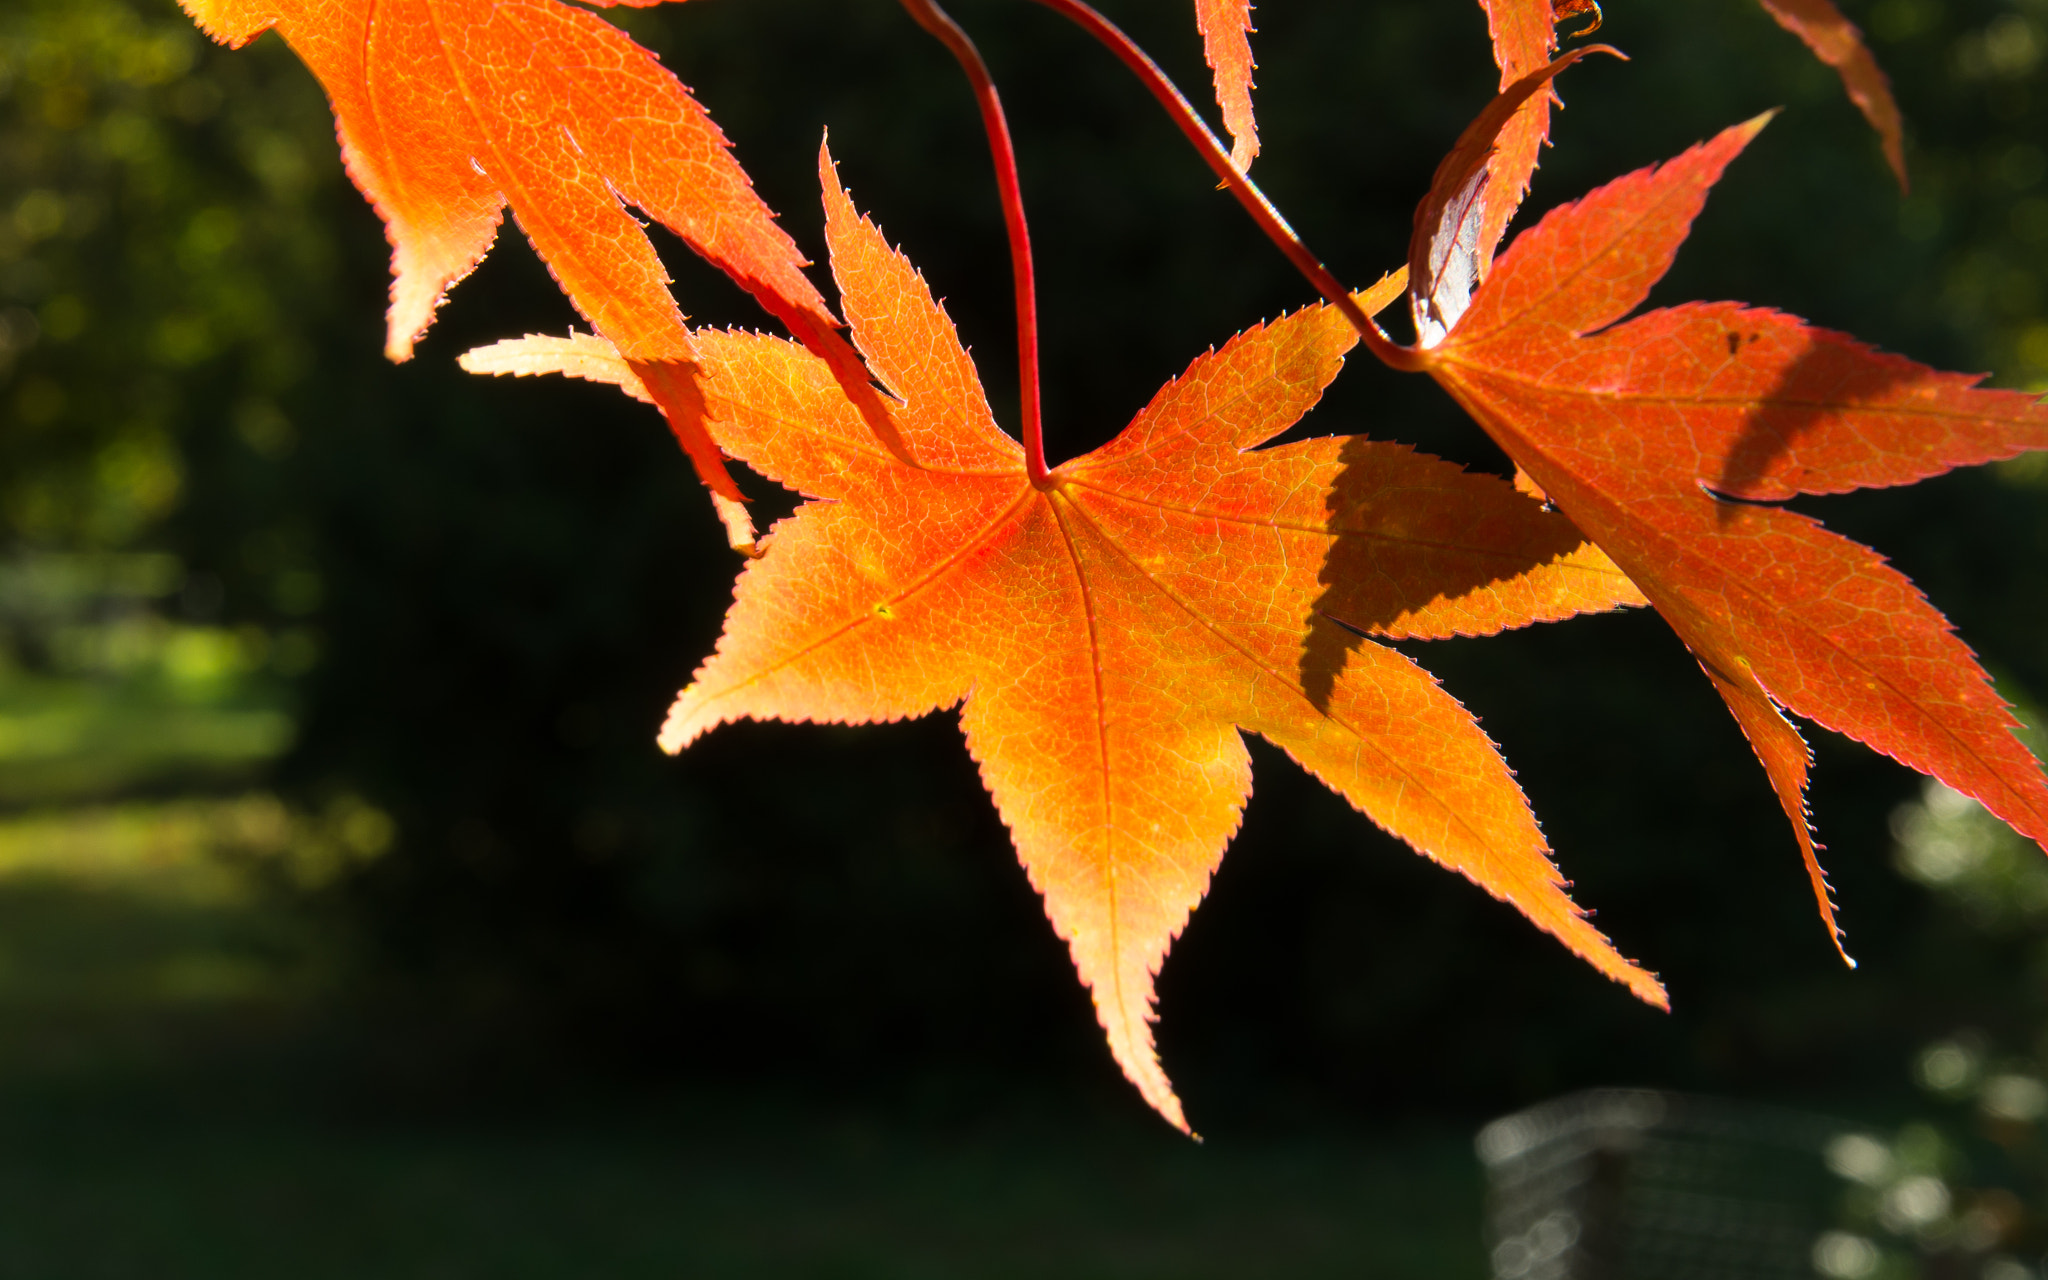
[1027, 0, 1419, 370]
[897, 0, 1054, 487]
[898, 0, 1423, 491]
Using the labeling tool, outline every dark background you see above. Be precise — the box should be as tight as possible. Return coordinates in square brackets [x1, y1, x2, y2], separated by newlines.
[2, 0, 2046, 1272]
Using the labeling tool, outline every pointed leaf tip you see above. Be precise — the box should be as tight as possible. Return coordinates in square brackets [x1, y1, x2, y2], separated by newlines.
[1194, 0, 1259, 170]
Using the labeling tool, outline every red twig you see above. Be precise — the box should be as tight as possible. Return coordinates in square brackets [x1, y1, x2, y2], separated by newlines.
[1026, 0, 1419, 370]
[898, 0, 1054, 486]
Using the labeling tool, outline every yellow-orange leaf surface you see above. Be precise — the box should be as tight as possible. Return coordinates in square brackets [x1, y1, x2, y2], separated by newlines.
[1415, 114, 2048, 957]
[1193, 0, 1258, 170]
[469, 149, 1664, 1130]
[177, 0, 854, 499]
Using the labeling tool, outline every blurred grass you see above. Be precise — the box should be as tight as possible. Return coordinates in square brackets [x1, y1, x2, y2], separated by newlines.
[0, 700, 1484, 1278]
[0, 542, 1487, 1276]
[0, 857, 1489, 1280]
[0, 685, 290, 806]
[0, 553, 303, 806]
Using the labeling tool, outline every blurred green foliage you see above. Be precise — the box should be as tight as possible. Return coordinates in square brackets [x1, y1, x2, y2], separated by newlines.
[1805, 760, 2048, 1280]
[0, 0, 2046, 1146]
[0, 0, 337, 547]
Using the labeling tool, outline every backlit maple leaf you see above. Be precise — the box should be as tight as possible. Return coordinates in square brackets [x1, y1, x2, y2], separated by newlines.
[465, 146, 1663, 1131]
[1406, 100, 2048, 958]
[177, 0, 878, 502]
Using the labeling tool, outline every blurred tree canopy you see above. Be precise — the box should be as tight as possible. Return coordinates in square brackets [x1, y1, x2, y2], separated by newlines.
[2, 0, 2046, 1127]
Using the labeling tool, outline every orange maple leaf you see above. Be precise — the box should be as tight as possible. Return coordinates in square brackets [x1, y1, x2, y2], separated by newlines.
[1192, 0, 1257, 171]
[1405, 100, 2048, 959]
[176, 0, 891, 503]
[465, 145, 1664, 1131]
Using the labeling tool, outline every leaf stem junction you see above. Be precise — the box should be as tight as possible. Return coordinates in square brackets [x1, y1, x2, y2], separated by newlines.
[1026, 0, 1417, 369]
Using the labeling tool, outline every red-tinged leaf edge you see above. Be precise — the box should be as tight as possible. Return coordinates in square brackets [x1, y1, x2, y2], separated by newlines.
[631, 360, 748, 504]
[1408, 44, 1622, 348]
[1700, 655, 1846, 965]
[1754, 0, 1908, 191]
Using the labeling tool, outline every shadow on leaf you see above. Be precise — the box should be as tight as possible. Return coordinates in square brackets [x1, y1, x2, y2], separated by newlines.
[1299, 436, 1594, 714]
[1708, 326, 1917, 517]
